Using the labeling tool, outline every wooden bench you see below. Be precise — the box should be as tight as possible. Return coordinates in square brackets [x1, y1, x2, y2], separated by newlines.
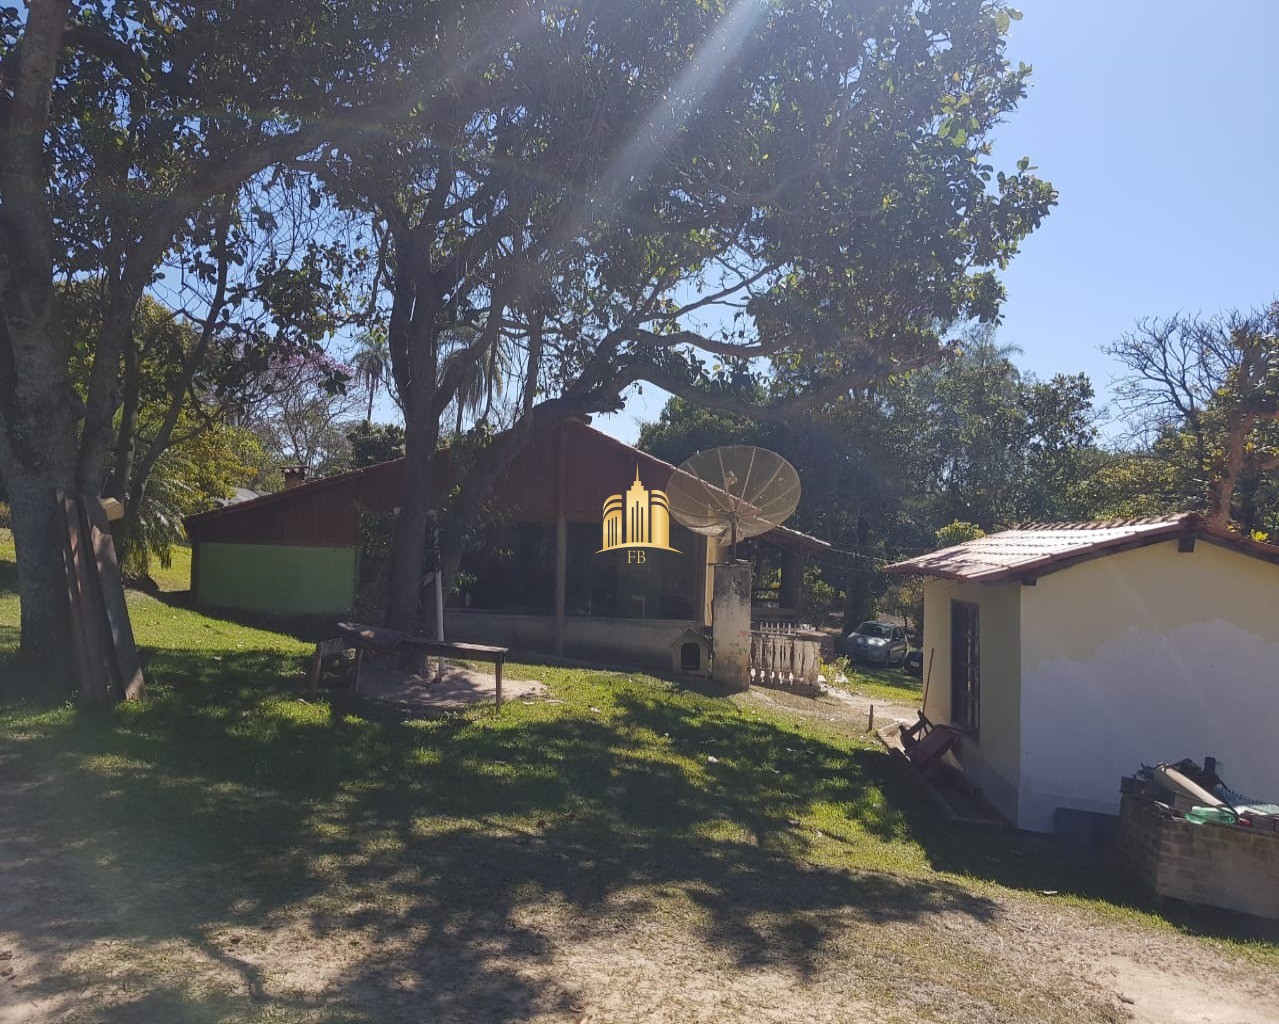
[308, 622, 511, 708]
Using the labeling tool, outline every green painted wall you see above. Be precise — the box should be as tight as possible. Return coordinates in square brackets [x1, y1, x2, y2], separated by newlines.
[196, 543, 356, 616]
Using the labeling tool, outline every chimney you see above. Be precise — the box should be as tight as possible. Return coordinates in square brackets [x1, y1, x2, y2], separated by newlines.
[283, 466, 307, 489]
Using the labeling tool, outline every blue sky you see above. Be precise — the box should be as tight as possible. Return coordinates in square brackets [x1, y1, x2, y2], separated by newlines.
[599, 1, 1279, 443]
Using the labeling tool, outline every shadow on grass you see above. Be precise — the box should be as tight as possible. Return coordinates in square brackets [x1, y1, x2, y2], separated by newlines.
[147, 587, 339, 644]
[1, 635, 1275, 1020]
[856, 662, 922, 689]
[0, 643, 1004, 1022]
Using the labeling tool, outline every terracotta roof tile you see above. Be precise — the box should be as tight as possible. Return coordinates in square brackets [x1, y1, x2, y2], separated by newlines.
[883, 513, 1254, 581]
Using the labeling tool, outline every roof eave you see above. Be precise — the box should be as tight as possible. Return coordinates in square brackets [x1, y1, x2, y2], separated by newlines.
[835, 513, 1279, 582]
[183, 456, 406, 529]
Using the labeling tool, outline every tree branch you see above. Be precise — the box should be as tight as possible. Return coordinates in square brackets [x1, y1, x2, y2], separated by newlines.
[0, 0, 71, 289]
[127, 200, 235, 517]
[62, 21, 192, 95]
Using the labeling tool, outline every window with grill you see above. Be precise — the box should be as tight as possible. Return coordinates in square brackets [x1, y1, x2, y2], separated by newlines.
[950, 601, 980, 733]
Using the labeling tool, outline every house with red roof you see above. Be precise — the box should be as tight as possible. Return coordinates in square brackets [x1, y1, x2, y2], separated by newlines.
[887, 515, 1279, 833]
[184, 419, 828, 670]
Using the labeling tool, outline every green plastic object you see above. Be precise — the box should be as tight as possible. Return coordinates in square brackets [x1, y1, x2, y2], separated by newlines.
[1185, 806, 1237, 826]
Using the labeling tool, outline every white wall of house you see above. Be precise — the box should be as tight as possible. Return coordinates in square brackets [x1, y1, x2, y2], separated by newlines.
[1017, 539, 1279, 833]
[920, 576, 1022, 823]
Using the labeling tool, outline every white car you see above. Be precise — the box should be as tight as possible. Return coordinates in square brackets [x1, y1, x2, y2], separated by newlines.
[840, 621, 908, 666]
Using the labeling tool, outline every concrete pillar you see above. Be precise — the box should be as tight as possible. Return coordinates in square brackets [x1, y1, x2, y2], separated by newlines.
[779, 549, 802, 612]
[712, 560, 752, 691]
[702, 536, 723, 627]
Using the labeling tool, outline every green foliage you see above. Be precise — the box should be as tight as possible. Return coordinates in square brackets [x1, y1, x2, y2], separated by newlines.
[1068, 448, 1192, 521]
[238, 351, 363, 478]
[640, 338, 1100, 624]
[882, 333, 1099, 531]
[120, 416, 261, 579]
[934, 521, 987, 547]
[350, 329, 393, 422]
[636, 397, 772, 465]
[879, 577, 924, 634]
[328, 0, 1056, 625]
[801, 564, 842, 624]
[346, 422, 407, 469]
[354, 509, 398, 621]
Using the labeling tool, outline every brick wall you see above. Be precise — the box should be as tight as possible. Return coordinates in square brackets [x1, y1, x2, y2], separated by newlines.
[1118, 793, 1279, 921]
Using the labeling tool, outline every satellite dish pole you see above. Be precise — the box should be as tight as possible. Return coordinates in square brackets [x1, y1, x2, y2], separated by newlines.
[665, 446, 801, 691]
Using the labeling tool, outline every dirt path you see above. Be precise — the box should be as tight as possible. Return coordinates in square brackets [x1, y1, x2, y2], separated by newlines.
[736, 680, 919, 733]
[3, 839, 1275, 1024]
[354, 662, 546, 712]
[822, 680, 920, 727]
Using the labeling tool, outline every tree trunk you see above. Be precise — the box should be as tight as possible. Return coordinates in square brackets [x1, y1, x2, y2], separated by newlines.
[1, 396, 80, 694]
[842, 566, 875, 635]
[108, 342, 142, 501]
[0, 0, 76, 696]
[6, 473, 75, 682]
[77, 290, 139, 495]
[1206, 411, 1251, 530]
[385, 405, 440, 631]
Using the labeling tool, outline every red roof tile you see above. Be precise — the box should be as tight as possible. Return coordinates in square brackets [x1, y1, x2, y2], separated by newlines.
[885, 513, 1279, 581]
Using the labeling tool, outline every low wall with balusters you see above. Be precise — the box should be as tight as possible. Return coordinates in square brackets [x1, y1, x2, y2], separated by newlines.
[749, 628, 825, 696]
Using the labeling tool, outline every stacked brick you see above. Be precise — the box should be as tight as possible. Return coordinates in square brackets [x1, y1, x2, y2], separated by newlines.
[1118, 791, 1279, 921]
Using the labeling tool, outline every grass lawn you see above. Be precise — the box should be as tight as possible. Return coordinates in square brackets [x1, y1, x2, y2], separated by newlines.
[1, 528, 1276, 1023]
[148, 540, 194, 594]
[829, 657, 926, 709]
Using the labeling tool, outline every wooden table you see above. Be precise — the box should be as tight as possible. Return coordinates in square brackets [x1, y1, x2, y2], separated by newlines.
[309, 623, 511, 708]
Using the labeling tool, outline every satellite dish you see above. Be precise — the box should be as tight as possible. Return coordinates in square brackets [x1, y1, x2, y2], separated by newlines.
[666, 446, 801, 558]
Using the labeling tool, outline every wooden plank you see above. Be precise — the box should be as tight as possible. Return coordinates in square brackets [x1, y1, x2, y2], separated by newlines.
[337, 621, 407, 652]
[337, 621, 509, 661]
[84, 498, 145, 701]
[334, 622, 508, 708]
[59, 494, 95, 699]
[62, 496, 112, 704]
[308, 638, 349, 692]
[399, 639, 508, 658]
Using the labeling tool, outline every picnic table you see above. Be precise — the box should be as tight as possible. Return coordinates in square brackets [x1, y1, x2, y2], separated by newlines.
[308, 622, 510, 707]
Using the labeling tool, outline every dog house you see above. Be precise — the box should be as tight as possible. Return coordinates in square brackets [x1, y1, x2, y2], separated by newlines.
[670, 627, 711, 677]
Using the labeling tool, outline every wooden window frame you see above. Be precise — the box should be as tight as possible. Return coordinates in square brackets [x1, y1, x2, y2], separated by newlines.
[950, 600, 980, 734]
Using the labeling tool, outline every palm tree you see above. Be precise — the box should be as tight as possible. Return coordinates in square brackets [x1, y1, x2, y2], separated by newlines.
[440, 326, 516, 435]
[350, 330, 392, 422]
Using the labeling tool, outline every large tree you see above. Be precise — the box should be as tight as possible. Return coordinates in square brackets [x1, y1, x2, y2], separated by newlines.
[881, 334, 1098, 531]
[639, 338, 1100, 624]
[228, 349, 362, 478]
[326, 0, 1056, 630]
[1105, 306, 1279, 533]
[58, 284, 272, 568]
[0, 0, 444, 694]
